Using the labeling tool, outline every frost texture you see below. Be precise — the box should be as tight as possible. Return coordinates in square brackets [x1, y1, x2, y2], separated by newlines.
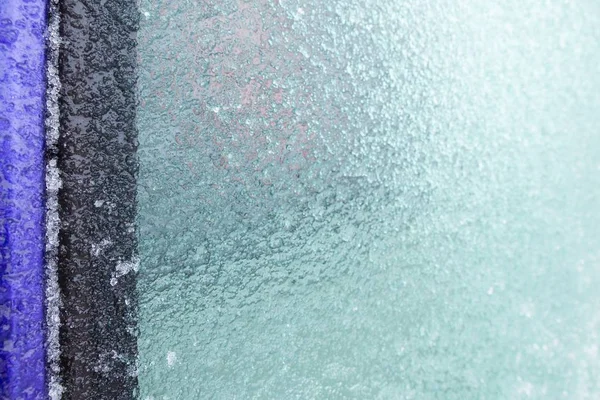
[137, 0, 600, 398]
[56, 0, 139, 397]
[44, 1, 63, 397]
[0, 0, 48, 397]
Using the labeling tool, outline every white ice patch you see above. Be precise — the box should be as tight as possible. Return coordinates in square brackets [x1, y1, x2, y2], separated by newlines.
[116, 257, 140, 277]
[110, 257, 140, 286]
[44, 1, 64, 398]
[167, 351, 177, 367]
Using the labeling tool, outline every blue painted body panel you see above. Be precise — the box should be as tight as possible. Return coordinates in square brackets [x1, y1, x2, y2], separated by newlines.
[0, 1, 47, 398]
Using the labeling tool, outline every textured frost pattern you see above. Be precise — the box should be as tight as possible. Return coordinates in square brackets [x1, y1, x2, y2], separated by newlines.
[137, 1, 600, 398]
[44, 1, 63, 397]
[0, 1, 47, 398]
[55, 0, 139, 397]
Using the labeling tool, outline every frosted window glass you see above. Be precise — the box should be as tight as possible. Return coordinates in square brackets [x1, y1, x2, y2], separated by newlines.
[136, 1, 600, 398]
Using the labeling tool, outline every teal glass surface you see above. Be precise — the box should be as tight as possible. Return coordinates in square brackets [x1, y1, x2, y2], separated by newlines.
[136, 1, 600, 398]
